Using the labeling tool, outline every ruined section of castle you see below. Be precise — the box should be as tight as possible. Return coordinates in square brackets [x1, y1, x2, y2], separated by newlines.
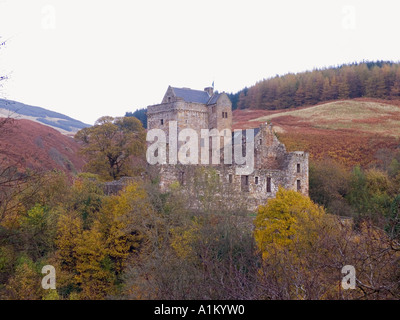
[147, 85, 309, 210]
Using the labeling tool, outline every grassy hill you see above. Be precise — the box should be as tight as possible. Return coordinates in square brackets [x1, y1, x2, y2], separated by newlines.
[0, 99, 90, 135]
[233, 98, 400, 168]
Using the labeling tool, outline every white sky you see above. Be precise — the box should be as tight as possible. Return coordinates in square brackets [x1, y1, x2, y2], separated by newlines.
[0, 0, 400, 125]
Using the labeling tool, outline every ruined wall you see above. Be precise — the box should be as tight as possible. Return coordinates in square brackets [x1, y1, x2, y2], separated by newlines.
[155, 149, 309, 211]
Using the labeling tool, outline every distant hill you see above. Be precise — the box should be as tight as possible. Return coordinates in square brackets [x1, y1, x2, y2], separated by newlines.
[0, 118, 85, 174]
[233, 98, 400, 168]
[0, 99, 90, 134]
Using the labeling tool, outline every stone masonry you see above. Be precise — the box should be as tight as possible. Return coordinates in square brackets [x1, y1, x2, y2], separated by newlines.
[147, 86, 309, 211]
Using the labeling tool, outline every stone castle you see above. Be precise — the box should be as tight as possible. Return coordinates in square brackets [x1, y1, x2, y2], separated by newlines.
[146, 86, 309, 210]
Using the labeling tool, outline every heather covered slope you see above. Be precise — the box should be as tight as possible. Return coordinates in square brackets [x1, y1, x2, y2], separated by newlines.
[0, 118, 85, 174]
[233, 98, 400, 168]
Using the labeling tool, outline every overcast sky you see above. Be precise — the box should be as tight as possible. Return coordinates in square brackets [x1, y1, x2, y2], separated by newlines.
[1, 0, 400, 125]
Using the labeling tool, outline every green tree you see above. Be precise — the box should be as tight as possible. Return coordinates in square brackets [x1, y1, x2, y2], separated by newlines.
[309, 159, 351, 216]
[75, 116, 146, 181]
[125, 108, 147, 129]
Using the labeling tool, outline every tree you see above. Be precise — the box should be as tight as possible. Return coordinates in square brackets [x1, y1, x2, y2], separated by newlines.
[347, 166, 394, 226]
[125, 108, 147, 129]
[75, 116, 146, 181]
[254, 187, 326, 260]
[97, 183, 154, 275]
[74, 223, 115, 299]
[254, 187, 400, 299]
[5, 256, 42, 300]
[309, 158, 351, 216]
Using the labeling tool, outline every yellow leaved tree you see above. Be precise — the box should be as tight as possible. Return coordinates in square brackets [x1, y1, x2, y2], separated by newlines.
[254, 187, 341, 299]
[97, 182, 154, 274]
[74, 223, 114, 300]
[254, 187, 327, 260]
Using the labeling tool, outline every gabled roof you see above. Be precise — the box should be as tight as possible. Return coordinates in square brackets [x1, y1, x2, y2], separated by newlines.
[207, 93, 221, 105]
[171, 87, 211, 104]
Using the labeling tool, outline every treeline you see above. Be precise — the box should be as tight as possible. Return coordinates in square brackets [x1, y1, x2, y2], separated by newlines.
[125, 108, 147, 129]
[229, 61, 400, 110]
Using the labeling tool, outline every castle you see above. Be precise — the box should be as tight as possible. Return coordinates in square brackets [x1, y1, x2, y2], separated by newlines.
[146, 86, 309, 210]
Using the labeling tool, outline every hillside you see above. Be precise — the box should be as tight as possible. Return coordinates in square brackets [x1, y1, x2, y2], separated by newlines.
[233, 98, 400, 168]
[0, 99, 90, 135]
[0, 118, 85, 174]
[229, 61, 400, 111]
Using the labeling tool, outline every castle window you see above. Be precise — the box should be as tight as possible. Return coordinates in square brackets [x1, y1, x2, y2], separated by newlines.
[161, 119, 164, 125]
[267, 177, 271, 193]
[168, 97, 171, 102]
[297, 163, 301, 173]
[255, 177, 259, 185]
[259, 139, 262, 145]
[297, 180, 301, 191]
[179, 172, 184, 185]
[241, 175, 249, 192]
[229, 174, 233, 183]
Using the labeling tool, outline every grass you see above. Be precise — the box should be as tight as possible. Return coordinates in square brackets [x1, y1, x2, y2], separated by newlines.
[251, 100, 400, 137]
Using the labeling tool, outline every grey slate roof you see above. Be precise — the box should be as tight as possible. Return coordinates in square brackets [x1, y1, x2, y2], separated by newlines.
[171, 87, 222, 105]
[172, 87, 211, 104]
[207, 93, 221, 105]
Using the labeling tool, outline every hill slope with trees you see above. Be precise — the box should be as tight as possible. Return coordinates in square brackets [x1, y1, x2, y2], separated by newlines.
[229, 61, 400, 111]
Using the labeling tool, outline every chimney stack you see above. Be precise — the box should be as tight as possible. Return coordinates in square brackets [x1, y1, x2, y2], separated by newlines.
[204, 87, 214, 97]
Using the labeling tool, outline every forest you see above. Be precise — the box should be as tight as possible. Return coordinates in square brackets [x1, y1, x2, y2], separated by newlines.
[0, 114, 399, 300]
[228, 61, 400, 110]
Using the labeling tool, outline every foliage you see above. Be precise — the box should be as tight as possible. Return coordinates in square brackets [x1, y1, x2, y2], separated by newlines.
[75, 116, 146, 181]
[254, 188, 326, 260]
[347, 166, 394, 225]
[4, 256, 42, 300]
[254, 187, 400, 299]
[1, 116, 400, 299]
[125, 108, 147, 129]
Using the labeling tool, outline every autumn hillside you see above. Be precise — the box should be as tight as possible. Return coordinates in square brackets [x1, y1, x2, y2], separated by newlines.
[0, 118, 85, 174]
[233, 98, 400, 168]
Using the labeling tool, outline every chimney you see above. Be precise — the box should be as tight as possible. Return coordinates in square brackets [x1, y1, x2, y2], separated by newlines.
[204, 87, 214, 97]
